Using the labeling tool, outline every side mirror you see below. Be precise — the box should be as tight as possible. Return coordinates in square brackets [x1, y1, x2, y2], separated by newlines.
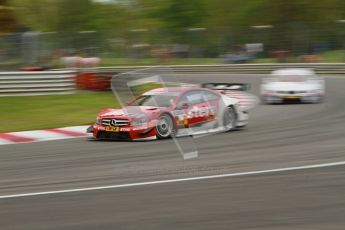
[177, 101, 190, 109]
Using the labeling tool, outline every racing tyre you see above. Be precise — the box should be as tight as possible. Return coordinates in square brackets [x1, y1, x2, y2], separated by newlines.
[223, 106, 237, 131]
[156, 114, 175, 139]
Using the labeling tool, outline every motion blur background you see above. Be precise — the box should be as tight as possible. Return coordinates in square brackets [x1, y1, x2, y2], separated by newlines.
[0, 0, 345, 70]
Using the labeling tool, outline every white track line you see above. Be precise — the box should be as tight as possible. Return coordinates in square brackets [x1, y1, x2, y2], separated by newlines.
[1, 160, 345, 199]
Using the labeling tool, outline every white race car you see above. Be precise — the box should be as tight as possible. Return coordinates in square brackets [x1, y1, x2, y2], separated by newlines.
[261, 68, 325, 104]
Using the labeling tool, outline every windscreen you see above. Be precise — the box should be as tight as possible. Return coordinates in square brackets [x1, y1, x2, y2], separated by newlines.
[276, 75, 308, 82]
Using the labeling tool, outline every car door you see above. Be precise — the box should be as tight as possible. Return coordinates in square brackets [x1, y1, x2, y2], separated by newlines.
[177, 90, 211, 127]
[201, 89, 221, 122]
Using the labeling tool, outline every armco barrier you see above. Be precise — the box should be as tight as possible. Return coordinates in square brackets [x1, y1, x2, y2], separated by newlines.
[0, 71, 76, 96]
[78, 63, 345, 91]
[96, 63, 345, 75]
[2, 63, 345, 96]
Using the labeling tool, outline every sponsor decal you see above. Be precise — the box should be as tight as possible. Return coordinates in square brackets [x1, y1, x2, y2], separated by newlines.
[105, 126, 120, 132]
[133, 126, 148, 131]
[186, 106, 216, 119]
[173, 106, 216, 120]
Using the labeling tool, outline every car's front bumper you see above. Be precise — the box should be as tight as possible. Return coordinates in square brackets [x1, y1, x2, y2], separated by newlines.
[262, 93, 323, 103]
[87, 124, 157, 141]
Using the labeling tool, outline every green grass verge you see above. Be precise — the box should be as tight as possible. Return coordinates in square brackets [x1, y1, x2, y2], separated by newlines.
[319, 50, 345, 62]
[0, 92, 119, 133]
[130, 82, 164, 96]
[100, 50, 344, 65]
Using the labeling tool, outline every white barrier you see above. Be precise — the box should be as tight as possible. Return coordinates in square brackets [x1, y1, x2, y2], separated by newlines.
[1, 63, 345, 96]
[97, 63, 345, 75]
[0, 71, 76, 96]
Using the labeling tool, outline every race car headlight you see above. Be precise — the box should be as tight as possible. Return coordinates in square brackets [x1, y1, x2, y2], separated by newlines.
[131, 115, 148, 126]
[96, 117, 101, 124]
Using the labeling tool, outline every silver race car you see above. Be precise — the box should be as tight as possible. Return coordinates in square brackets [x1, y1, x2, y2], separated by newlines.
[261, 68, 325, 104]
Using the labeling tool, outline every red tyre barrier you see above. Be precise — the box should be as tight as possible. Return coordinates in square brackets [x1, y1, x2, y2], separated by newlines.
[303, 55, 321, 63]
[76, 72, 111, 91]
[76, 72, 88, 89]
[21, 66, 45, 71]
[92, 75, 111, 91]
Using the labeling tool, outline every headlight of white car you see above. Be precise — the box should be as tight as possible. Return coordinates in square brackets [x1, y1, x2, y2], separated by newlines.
[96, 116, 101, 124]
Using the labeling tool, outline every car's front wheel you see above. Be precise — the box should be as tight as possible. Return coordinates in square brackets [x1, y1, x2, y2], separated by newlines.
[156, 114, 175, 139]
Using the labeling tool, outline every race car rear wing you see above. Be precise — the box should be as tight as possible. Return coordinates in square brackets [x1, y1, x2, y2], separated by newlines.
[202, 82, 257, 111]
[201, 83, 250, 91]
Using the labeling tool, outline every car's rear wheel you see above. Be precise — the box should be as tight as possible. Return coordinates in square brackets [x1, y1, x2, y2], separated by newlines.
[156, 114, 175, 139]
[223, 106, 237, 131]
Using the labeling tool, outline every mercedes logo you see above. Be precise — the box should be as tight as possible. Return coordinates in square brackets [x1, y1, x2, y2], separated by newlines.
[110, 119, 117, 126]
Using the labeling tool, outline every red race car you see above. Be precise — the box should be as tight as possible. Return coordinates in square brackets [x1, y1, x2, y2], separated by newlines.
[87, 84, 255, 141]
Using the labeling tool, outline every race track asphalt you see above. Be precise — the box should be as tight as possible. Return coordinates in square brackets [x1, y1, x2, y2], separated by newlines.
[1, 74, 345, 230]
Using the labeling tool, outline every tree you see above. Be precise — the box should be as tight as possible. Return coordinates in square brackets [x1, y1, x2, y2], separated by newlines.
[138, 0, 207, 43]
[9, 0, 59, 31]
[0, 0, 19, 33]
